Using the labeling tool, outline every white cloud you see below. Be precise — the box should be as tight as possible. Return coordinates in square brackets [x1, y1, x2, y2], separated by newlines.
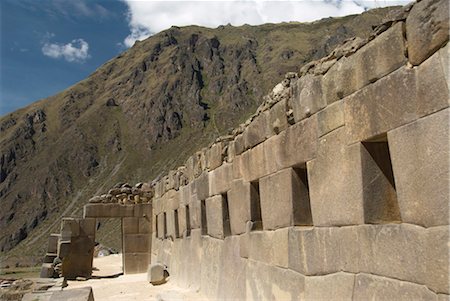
[42, 38, 90, 63]
[121, 0, 412, 47]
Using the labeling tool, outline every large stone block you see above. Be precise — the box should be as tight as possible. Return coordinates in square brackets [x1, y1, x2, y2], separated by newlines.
[205, 195, 231, 239]
[317, 99, 344, 137]
[239, 143, 267, 182]
[147, 263, 167, 285]
[271, 115, 318, 170]
[248, 228, 289, 268]
[228, 179, 260, 235]
[177, 205, 188, 237]
[388, 109, 449, 227]
[83, 204, 134, 218]
[122, 217, 139, 234]
[217, 236, 247, 301]
[208, 163, 232, 195]
[165, 209, 178, 239]
[189, 198, 202, 230]
[58, 240, 71, 258]
[308, 128, 364, 226]
[40, 263, 55, 278]
[244, 113, 270, 149]
[353, 273, 438, 301]
[133, 203, 152, 217]
[195, 171, 209, 200]
[234, 134, 245, 155]
[207, 142, 224, 170]
[406, 0, 449, 66]
[62, 236, 94, 279]
[304, 272, 355, 301]
[292, 74, 326, 122]
[246, 260, 305, 301]
[201, 237, 224, 298]
[61, 218, 79, 239]
[322, 22, 406, 104]
[123, 253, 150, 274]
[345, 55, 449, 144]
[341, 224, 430, 290]
[156, 213, 166, 239]
[47, 234, 60, 254]
[425, 226, 449, 294]
[123, 234, 151, 253]
[267, 99, 288, 135]
[260, 168, 312, 230]
[288, 226, 342, 275]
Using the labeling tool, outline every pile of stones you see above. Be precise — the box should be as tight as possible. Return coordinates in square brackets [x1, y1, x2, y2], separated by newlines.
[88, 182, 153, 204]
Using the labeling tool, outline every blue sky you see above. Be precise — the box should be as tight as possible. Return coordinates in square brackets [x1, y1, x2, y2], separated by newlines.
[0, 0, 409, 116]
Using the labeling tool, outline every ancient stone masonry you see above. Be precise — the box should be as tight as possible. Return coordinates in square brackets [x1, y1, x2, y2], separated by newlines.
[150, 0, 450, 299]
[40, 0, 449, 299]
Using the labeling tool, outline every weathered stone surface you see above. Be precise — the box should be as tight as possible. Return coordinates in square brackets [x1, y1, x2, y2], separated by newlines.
[57, 240, 71, 258]
[79, 218, 96, 236]
[201, 237, 224, 298]
[208, 163, 232, 196]
[123, 253, 150, 274]
[309, 127, 366, 225]
[147, 263, 167, 285]
[271, 115, 318, 170]
[239, 233, 249, 258]
[389, 108, 449, 227]
[228, 179, 260, 235]
[425, 226, 449, 294]
[122, 217, 139, 234]
[407, 0, 449, 65]
[138, 216, 152, 234]
[189, 197, 202, 229]
[244, 113, 269, 149]
[323, 22, 406, 104]
[345, 55, 449, 144]
[165, 209, 177, 239]
[47, 234, 60, 254]
[206, 195, 230, 239]
[248, 228, 288, 268]
[62, 235, 94, 279]
[292, 74, 325, 122]
[61, 218, 79, 239]
[239, 143, 266, 182]
[353, 273, 438, 301]
[438, 294, 450, 301]
[317, 99, 344, 137]
[304, 272, 355, 301]
[260, 168, 312, 230]
[288, 226, 342, 275]
[123, 234, 151, 253]
[133, 203, 152, 217]
[267, 99, 288, 135]
[194, 171, 209, 201]
[217, 236, 247, 301]
[246, 260, 305, 301]
[341, 224, 430, 290]
[207, 142, 224, 170]
[438, 43, 449, 86]
[234, 134, 245, 155]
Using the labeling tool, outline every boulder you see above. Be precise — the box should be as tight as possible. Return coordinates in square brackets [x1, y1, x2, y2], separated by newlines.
[147, 263, 168, 285]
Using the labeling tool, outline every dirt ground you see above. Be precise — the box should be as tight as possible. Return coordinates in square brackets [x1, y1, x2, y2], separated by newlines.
[67, 254, 207, 301]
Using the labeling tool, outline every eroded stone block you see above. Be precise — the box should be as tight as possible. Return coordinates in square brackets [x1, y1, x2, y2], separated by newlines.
[244, 113, 270, 149]
[208, 163, 232, 196]
[267, 99, 288, 135]
[122, 217, 139, 234]
[406, 0, 449, 66]
[207, 142, 224, 171]
[47, 234, 60, 254]
[389, 107, 449, 227]
[123, 253, 150, 274]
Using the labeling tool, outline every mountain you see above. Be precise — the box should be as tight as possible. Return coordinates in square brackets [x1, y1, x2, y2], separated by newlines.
[0, 7, 397, 266]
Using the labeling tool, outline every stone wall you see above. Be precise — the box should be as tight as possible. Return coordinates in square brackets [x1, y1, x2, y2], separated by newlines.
[150, 0, 449, 299]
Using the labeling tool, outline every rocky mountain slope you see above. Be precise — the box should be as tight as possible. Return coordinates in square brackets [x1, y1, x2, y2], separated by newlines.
[0, 7, 398, 265]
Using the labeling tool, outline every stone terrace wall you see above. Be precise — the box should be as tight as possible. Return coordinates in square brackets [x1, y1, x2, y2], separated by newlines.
[150, 0, 449, 299]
